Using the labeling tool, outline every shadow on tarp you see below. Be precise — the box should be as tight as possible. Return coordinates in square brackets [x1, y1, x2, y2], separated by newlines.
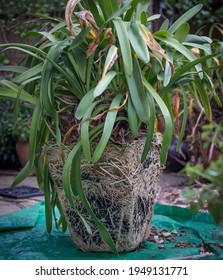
[0, 202, 222, 260]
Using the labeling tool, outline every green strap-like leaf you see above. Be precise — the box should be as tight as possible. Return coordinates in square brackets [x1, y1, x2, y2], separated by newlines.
[183, 42, 211, 54]
[102, 45, 118, 78]
[93, 71, 117, 98]
[113, 18, 133, 76]
[168, 4, 203, 35]
[126, 57, 150, 123]
[0, 65, 28, 73]
[136, 0, 150, 20]
[11, 99, 42, 187]
[124, 0, 141, 21]
[76, 88, 95, 120]
[193, 79, 212, 121]
[160, 52, 220, 97]
[69, 26, 92, 51]
[143, 79, 173, 164]
[97, 0, 119, 19]
[62, 124, 118, 254]
[141, 92, 155, 163]
[70, 148, 118, 255]
[0, 43, 46, 60]
[44, 164, 52, 233]
[11, 162, 33, 188]
[62, 142, 82, 202]
[154, 35, 203, 79]
[92, 94, 123, 163]
[127, 97, 139, 137]
[177, 89, 188, 151]
[81, 102, 98, 162]
[173, 23, 190, 43]
[0, 87, 37, 105]
[13, 63, 43, 83]
[129, 22, 150, 63]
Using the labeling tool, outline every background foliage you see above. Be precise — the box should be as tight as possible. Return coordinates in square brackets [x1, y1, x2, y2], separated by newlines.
[0, 0, 67, 37]
[159, 0, 222, 35]
[0, 100, 20, 169]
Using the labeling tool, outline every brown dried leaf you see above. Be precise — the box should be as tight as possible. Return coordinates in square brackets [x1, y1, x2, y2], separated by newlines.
[76, 10, 98, 30]
[139, 25, 174, 75]
[173, 89, 181, 133]
[65, 0, 79, 38]
[86, 36, 100, 58]
[162, 231, 171, 237]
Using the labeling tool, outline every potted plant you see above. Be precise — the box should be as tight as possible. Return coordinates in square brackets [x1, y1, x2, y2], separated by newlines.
[0, 0, 217, 254]
[12, 106, 31, 168]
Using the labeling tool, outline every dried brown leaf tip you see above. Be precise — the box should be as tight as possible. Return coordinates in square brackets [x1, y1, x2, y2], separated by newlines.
[65, 0, 79, 38]
[173, 89, 181, 133]
[76, 10, 98, 30]
[139, 25, 174, 75]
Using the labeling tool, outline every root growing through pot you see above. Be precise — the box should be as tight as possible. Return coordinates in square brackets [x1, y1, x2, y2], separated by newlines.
[47, 133, 162, 252]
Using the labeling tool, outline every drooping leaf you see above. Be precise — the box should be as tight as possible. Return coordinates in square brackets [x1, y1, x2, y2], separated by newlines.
[72, 148, 118, 255]
[65, 0, 79, 38]
[0, 87, 37, 104]
[160, 51, 221, 97]
[13, 63, 43, 83]
[0, 65, 28, 73]
[139, 25, 174, 75]
[62, 124, 118, 254]
[154, 35, 203, 79]
[11, 99, 42, 187]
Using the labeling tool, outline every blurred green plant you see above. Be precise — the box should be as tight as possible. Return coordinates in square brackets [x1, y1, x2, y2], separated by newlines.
[183, 156, 223, 224]
[0, 100, 20, 169]
[12, 106, 31, 142]
[0, 0, 67, 37]
[183, 119, 223, 224]
[160, 0, 222, 35]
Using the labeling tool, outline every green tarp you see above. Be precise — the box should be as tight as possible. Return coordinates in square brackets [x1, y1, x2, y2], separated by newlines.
[0, 202, 222, 260]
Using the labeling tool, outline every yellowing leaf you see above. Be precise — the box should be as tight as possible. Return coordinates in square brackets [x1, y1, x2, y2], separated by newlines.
[102, 45, 118, 78]
[139, 24, 174, 75]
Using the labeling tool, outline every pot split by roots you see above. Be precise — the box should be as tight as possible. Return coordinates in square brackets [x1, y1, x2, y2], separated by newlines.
[47, 133, 162, 253]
